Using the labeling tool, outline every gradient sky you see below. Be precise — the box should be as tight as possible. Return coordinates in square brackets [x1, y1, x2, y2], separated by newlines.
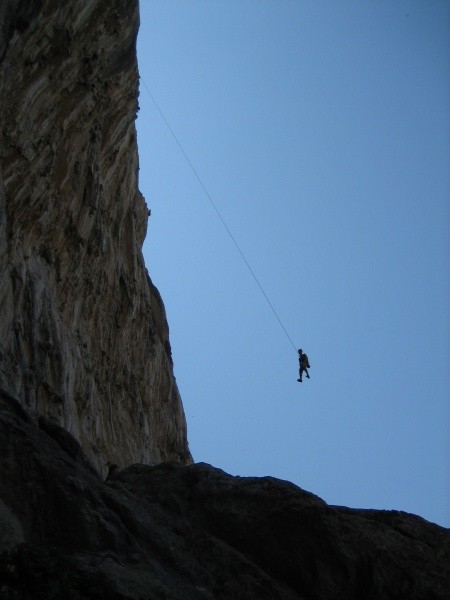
[136, 1, 449, 527]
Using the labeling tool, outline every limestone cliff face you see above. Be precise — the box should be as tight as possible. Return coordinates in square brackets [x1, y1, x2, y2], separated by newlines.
[0, 0, 191, 472]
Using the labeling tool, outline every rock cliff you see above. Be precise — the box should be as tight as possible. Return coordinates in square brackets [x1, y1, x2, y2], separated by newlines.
[0, 0, 191, 473]
[1, 391, 449, 599]
[1, 3, 449, 599]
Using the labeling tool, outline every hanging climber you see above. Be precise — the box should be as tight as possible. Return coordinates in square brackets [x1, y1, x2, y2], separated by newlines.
[297, 349, 310, 382]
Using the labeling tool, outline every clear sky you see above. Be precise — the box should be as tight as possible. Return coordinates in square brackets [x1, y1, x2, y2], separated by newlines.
[136, 1, 449, 527]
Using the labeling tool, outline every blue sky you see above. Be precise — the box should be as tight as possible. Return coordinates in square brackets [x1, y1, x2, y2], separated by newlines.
[136, 1, 449, 527]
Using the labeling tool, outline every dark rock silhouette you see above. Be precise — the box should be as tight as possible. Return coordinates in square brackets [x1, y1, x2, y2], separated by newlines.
[1, 390, 449, 599]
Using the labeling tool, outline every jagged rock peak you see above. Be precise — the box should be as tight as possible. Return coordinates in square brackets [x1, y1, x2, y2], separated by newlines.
[0, 0, 192, 473]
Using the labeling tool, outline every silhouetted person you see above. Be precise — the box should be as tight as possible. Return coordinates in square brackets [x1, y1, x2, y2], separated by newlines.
[297, 349, 310, 382]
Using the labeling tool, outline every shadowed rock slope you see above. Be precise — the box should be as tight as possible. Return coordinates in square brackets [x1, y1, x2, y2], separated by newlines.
[0, 0, 191, 472]
[1, 391, 449, 599]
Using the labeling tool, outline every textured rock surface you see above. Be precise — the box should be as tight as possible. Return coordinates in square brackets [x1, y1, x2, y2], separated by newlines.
[0, 0, 191, 472]
[1, 391, 449, 600]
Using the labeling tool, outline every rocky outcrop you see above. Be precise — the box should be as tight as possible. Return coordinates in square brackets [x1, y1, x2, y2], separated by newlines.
[0, 0, 191, 472]
[1, 390, 449, 599]
[1, 4, 449, 598]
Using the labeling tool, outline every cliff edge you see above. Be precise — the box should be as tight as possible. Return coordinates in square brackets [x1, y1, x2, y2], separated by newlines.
[0, 0, 191, 473]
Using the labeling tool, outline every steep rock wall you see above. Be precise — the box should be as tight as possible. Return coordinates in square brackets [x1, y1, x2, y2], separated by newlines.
[0, 0, 191, 472]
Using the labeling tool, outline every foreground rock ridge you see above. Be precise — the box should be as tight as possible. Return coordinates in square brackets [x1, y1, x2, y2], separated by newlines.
[0, 391, 449, 599]
[0, 0, 191, 471]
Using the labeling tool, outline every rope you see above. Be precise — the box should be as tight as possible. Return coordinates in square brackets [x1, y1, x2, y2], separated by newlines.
[141, 81, 298, 354]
